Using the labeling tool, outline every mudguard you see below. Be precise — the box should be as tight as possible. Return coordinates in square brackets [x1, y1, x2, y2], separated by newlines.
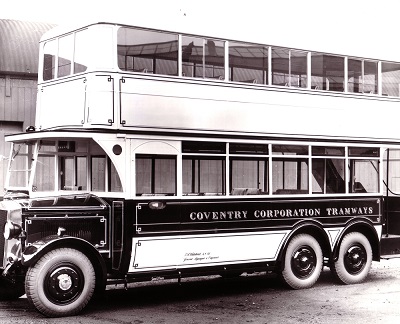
[21, 235, 107, 291]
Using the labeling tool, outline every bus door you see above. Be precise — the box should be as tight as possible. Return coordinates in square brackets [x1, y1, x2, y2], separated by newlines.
[381, 148, 400, 257]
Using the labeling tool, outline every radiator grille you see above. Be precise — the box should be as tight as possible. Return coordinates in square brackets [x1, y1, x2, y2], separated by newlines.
[26, 217, 107, 247]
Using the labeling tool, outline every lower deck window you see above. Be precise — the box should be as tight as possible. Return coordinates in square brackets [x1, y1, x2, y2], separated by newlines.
[350, 159, 379, 193]
[30, 140, 123, 193]
[230, 158, 268, 195]
[183, 157, 225, 195]
[136, 155, 176, 196]
[34, 155, 56, 191]
[312, 159, 345, 194]
[273, 159, 308, 194]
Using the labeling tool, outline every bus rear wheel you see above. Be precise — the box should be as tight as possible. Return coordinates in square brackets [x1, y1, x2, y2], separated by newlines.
[281, 234, 323, 289]
[332, 232, 372, 285]
[25, 248, 95, 317]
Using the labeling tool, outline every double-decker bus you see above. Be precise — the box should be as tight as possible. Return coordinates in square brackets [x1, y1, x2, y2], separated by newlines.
[2, 20, 400, 317]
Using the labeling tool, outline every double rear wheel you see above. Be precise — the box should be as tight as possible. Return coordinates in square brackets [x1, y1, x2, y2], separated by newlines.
[332, 232, 372, 285]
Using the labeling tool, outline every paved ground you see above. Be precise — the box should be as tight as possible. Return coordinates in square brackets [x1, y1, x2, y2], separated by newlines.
[1, 258, 400, 323]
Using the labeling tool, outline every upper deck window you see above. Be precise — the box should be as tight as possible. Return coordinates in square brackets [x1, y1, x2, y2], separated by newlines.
[382, 62, 400, 97]
[58, 34, 74, 77]
[118, 27, 178, 76]
[41, 27, 114, 81]
[229, 42, 268, 84]
[43, 39, 57, 81]
[311, 54, 344, 91]
[182, 36, 225, 79]
[272, 48, 307, 88]
[348, 59, 378, 94]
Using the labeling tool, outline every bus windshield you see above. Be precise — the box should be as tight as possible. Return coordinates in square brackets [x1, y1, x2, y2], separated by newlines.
[6, 142, 36, 192]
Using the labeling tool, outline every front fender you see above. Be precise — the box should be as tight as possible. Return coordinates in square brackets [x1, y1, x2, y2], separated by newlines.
[21, 235, 108, 294]
[22, 235, 102, 267]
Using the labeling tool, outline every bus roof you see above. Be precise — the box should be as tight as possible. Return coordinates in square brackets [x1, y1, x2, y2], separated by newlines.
[39, 20, 400, 63]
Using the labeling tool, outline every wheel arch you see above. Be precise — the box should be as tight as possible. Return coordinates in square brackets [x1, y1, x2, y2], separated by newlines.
[277, 220, 332, 271]
[22, 236, 107, 294]
[332, 219, 380, 262]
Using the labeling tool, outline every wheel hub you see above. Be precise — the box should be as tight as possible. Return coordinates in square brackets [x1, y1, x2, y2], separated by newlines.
[57, 273, 73, 291]
[45, 265, 84, 305]
[291, 246, 316, 279]
[344, 245, 366, 274]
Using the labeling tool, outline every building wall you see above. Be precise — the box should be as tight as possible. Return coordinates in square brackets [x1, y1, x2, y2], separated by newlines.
[0, 20, 54, 198]
[0, 77, 38, 196]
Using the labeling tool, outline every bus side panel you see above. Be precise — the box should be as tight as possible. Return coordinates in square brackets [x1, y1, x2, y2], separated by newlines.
[129, 197, 381, 273]
[128, 231, 287, 273]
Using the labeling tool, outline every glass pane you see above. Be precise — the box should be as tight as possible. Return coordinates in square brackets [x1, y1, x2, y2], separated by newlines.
[312, 159, 345, 194]
[384, 149, 400, 194]
[290, 50, 308, 88]
[182, 158, 225, 195]
[136, 157, 152, 194]
[43, 39, 57, 81]
[74, 29, 89, 73]
[229, 42, 268, 84]
[91, 156, 106, 191]
[364, 60, 378, 94]
[182, 141, 226, 154]
[58, 34, 74, 77]
[311, 54, 344, 91]
[230, 159, 267, 194]
[382, 62, 400, 97]
[39, 141, 57, 152]
[272, 159, 308, 194]
[272, 47, 289, 86]
[8, 143, 33, 188]
[348, 58, 362, 93]
[350, 160, 379, 193]
[154, 158, 176, 194]
[136, 156, 176, 195]
[34, 155, 55, 191]
[118, 27, 178, 76]
[62, 157, 75, 189]
[272, 145, 308, 155]
[230, 143, 268, 155]
[110, 162, 123, 192]
[199, 159, 224, 194]
[182, 36, 224, 79]
[76, 156, 87, 190]
[349, 147, 379, 157]
[312, 146, 345, 156]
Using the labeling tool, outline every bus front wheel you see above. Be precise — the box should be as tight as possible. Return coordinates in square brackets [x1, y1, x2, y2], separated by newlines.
[281, 234, 323, 289]
[332, 232, 372, 285]
[25, 248, 96, 317]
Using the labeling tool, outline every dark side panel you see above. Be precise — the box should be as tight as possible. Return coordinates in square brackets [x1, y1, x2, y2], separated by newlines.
[136, 197, 382, 235]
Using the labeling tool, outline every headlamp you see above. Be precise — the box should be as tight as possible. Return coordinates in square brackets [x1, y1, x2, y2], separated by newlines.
[3, 220, 22, 240]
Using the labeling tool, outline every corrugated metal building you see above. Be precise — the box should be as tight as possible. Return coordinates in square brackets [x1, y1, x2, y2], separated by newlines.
[0, 19, 55, 197]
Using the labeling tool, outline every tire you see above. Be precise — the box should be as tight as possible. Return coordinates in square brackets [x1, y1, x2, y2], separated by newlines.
[25, 248, 95, 317]
[0, 277, 25, 300]
[281, 234, 323, 289]
[332, 232, 372, 285]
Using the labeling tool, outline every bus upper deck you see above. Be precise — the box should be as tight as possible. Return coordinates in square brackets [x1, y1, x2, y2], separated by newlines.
[34, 22, 400, 141]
